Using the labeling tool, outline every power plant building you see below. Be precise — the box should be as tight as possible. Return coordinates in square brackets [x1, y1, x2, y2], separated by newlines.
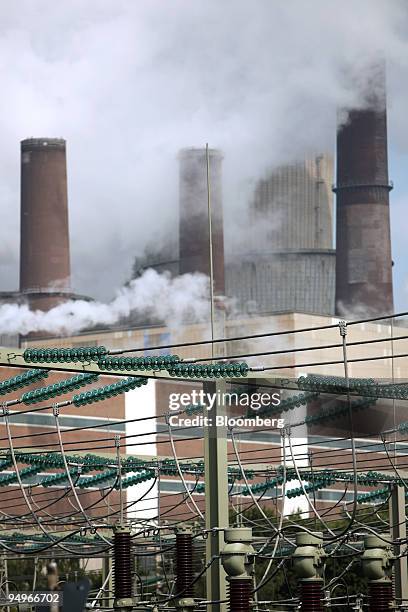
[0, 79, 402, 525]
[226, 154, 336, 315]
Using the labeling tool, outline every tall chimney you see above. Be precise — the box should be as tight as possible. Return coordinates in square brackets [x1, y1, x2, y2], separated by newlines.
[178, 148, 225, 295]
[334, 64, 394, 317]
[20, 138, 71, 311]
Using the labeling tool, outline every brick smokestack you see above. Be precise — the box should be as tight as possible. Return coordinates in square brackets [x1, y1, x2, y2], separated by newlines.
[334, 63, 394, 317]
[20, 138, 71, 311]
[179, 148, 225, 295]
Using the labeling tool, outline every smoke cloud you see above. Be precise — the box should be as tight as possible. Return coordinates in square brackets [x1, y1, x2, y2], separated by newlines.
[0, 0, 406, 304]
[0, 269, 210, 335]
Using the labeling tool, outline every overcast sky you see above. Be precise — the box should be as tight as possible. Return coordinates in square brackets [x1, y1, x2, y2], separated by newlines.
[0, 0, 407, 310]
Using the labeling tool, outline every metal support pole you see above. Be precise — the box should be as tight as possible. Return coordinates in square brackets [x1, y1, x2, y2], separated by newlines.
[115, 435, 124, 525]
[102, 555, 114, 609]
[389, 484, 408, 603]
[2, 554, 8, 601]
[204, 380, 229, 612]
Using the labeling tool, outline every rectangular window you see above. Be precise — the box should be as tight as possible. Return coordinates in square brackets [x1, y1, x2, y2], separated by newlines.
[144, 332, 171, 356]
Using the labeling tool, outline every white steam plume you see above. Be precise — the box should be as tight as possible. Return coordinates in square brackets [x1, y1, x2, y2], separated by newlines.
[0, 270, 210, 335]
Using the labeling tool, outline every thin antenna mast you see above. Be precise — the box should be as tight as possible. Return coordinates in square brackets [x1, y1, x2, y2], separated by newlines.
[206, 143, 215, 362]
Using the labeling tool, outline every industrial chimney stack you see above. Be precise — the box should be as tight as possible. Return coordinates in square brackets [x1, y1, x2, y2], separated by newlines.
[178, 148, 225, 295]
[334, 63, 394, 317]
[20, 138, 71, 312]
